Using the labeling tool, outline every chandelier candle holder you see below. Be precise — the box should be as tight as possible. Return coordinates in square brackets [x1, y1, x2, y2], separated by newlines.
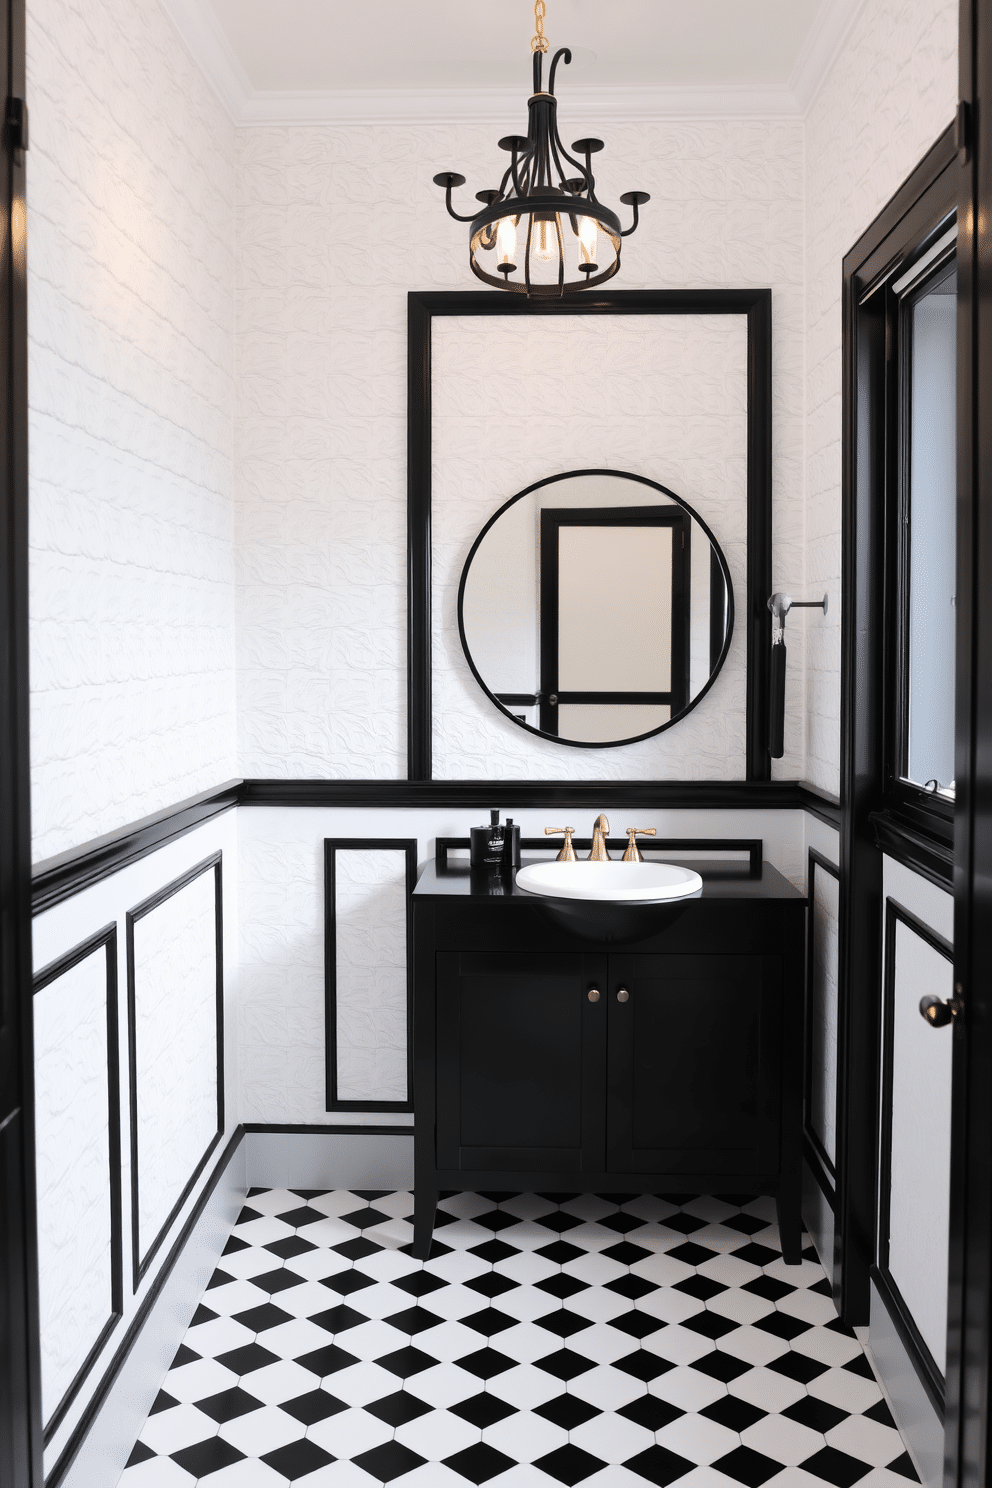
[433, 0, 649, 296]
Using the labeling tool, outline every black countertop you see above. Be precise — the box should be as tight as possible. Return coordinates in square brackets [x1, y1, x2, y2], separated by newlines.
[413, 856, 805, 901]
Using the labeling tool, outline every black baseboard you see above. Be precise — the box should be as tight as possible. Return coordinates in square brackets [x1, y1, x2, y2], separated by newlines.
[244, 1123, 414, 1136]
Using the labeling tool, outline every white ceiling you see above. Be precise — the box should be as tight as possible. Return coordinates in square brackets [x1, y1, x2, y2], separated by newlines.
[159, 0, 868, 122]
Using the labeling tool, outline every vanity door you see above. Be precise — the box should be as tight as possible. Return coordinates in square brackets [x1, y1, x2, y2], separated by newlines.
[436, 952, 607, 1173]
[606, 953, 782, 1176]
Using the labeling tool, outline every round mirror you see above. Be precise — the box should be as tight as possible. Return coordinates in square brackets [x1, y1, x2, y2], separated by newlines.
[457, 469, 734, 749]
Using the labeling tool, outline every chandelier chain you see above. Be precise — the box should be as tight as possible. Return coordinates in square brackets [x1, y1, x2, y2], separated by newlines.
[531, 0, 548, 53]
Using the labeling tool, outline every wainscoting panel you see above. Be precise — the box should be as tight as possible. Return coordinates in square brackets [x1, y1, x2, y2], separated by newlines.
[127, 856, 223, 1287]
[34, 928, 121, 1439]
[325, 840, 416, 1111]
[807, 849, 840, 1178]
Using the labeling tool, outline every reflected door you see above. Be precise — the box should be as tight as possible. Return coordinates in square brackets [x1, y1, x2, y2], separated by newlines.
[538, 506, 689, 739]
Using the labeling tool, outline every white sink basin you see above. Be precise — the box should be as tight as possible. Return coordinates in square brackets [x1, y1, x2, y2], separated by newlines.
[515, 859, 703, 903]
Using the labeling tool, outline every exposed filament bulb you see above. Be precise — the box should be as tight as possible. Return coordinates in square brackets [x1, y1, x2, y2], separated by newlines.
[578, 215, 598, 265]
[534, 216, 559, 263]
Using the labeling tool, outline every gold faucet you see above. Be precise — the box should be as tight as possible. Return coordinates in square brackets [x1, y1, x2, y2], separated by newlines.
[588, 814, 610, 861]
[622, 827, 657, 863]
[545, 826, 577, 861]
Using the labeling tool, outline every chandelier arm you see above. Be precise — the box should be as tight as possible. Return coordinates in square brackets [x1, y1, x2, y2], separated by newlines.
[547, 47, 571, 96]
[554, 136, 594, 193]
[443, 182, 478, 223]
[619, 200, 641, 237]
[524, 214, 534, 293]
[549, 133, 586, 197]
[555, 211, 565, 296]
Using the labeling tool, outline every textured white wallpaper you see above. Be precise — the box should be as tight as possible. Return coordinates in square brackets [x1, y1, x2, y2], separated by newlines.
[803, 0, 958, 795]
[34, 945, 115, 1425]
[333, 848, 408, 1103]
[132, 867, 220, 1268]
[432, 315, 749, 779]
[235, 118, 805, 780]
[27, 0, 238, 861]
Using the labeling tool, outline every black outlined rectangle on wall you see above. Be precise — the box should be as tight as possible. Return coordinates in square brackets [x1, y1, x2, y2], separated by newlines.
[324, 839, 417, 1113]
[33, 924, 122, 1445]
[126, 853, 224, 1291]
[804, 848, 840, 1207]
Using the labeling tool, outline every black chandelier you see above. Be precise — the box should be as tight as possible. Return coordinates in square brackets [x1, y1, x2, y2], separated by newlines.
[433, 0, 649, 296]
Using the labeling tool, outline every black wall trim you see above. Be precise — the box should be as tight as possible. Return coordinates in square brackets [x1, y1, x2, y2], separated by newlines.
[407, 288, 774, 783]
[870, 809, 954, 889]
[243, 1123, 414, 1136]
[798, 784, 842, 829]
[435, 835, 763, 871]
[877, 897, 952, 1417]
[32, 781, 240, 915]
[324, 840, 417, 1113]
[44, 1127, 245, 1488]
[126, 854, 224, 1291]
[245, 779, 805, 809]
[805, 850, 840, 1207]
[33, 927, 122, 1445]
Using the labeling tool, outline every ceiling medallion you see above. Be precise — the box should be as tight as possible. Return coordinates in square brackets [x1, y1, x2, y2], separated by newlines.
[433, 0, 650, 296]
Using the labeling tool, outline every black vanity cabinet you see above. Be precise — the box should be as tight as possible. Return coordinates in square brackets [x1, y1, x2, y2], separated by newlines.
[412, 860, 806, 1262]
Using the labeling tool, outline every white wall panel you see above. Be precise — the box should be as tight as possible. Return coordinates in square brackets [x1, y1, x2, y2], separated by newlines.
[234, 118, 805, 779]
[431, 316, 749, 780]
[332, 848, 408, 1103]
[27, 0, 237, 861]
[803, 0, 958, 795]
[34, 940, 117, 1427]
[130, 865, 221, 1277]
[809, 860, 840, 1167]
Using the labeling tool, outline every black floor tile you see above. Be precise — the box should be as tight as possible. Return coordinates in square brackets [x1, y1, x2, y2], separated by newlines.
[754, 1310, 812, 1340]
[236, 1206, 263, 1225]
[888, 1451, 921, 1481]
[364, 1390, 433, 1427]
[799, 1446, 873, 1486]
[261, 1439, 335, 1480]
[377, 1345, 438, 1379]
[385, 1304, 444, 1334]
[730, 1243, 781, 1267]
[172, 1344, 200, 1368]
[535, 1240, 585, 1265]
[536, 1273, 589, 1300]
[622, 1444, 696, 1486]
[196, 1387, 263, 1423]
[394, 1270, 447, 1297]
[712, 1444, 785, 1486]
[232, 1302, 293, 1333]
[843, 1352, 875, 1378]
[339, 1206, 391, 1230]
[534, 1443, 607, 1484]
[295, 1343, 359, 1376]
[321, 1269, 374, 1296]
[743, 1275, 796, 1302]
[690, 1350, 752, 1382]
[614, 1349, 675, 1381]
[683, 1310, 739, 1340]
[674, 1274, 727, 1301]
[605, 1273, 658, 1300]
[275, 1205, 327, 1228]
[611, 1310, 665, 1338]
[456, 1346, 515, 1379]
[171, 1438, 245, 1478]
[783, 1395, 848, 1432]
[864, 1398, 897, 1428]
[701, 1395, 768, 1431]
[450, 1391, 518, 1428]
[619, 1395, 685, 1431]
[190, 1304, 218, 1326]
[148, 1391, 178, 1415]
[667, 1242, 718, 1266]
[311, 1303, 368, 1335]
[535, 1393, 602, 1430]
[332, 1236, 380, 1261]
[601, 1240, 652, 1266]
[534, 1348, 597, 1381]
[125, 1441, 155, 1468]
[537, 1308, 591, 1338]
[466, 1271, 520, 1298]
[222, 1235, 249, 1256]
[663, 1212, 708, 1235]
[443, 1442, 517, 1483]
[265, 1235, 317, 1259]
[215, 1342, 279, 1376]
[206, 1269, 235, 1290]
[724, 1213, 770, 1236]
[469, 1239, 519, 1264]
[251, 1267, 306, 1294]
[767, 1350, 830, 1383]
[354, 1440, 427, 1482]
[281, 1389, 347, 1425]
[599, 1211, 650, 1234]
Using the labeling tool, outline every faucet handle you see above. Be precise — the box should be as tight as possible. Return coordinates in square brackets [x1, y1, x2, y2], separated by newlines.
[545, 826, 577, 862]
[622, 827, 657, 863]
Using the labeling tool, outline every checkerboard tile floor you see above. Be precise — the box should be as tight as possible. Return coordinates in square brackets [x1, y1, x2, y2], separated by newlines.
[120, 1190, 919, 1487]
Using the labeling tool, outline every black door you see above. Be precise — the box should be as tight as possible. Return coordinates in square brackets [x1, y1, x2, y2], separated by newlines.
[0, 0, 40, 1484]
[436, 952, 607, 1173]
[606, 954, 782, 1176]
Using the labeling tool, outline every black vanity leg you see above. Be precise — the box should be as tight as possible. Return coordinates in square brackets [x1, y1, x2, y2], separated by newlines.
[413, 1186, 437, 1260]
[777, 1173, 803, 1265]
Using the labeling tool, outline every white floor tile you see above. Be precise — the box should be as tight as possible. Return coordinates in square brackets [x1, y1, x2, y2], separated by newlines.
[218, 1405, 306, 1456]
[683, 1198, 739, 1224]
[184, 1315, 255, 1358]
[582, 1470, 670, 1488]
[566, 1288, 630, 1325]
[323, 1360, 405, 1407]
[560, 1194, 620, 1221]
[288, 1252, 357, 1284]
[389, 1465, 471, 1488]
[570, 1410, 654, 1464]
[395, 1406, 480, 1459]
[792, 1326, 863, 1368]
[262, 1317, 341, 1360]
[119, 1458, 195, 1488]
[622, 1195, 682, 1222]
[642, 1324, 715, 1366]
[305, 1192, 370, 1220]
[241, 1359, 323, 1405]
[163, 1358, 239, 1403]
[139, 1404, 218, 1456]
[716, 1325, 791, 1367]
[426, 1282, 492, 1322]
[498, 1287, 561, 1325]
[198, 1460, 285, 1488]
[742, 1411, 825, 1465]
[487, 1362, 570, 1411]
[275, 1281, 346, 1320]
[217, 1248, 280, 1283]
[401, 1361, 482, 1409]
[694, 1254, 763, 1288]
[436, 1219, 491, 1249]
[366, 1218, 413, 1250]
[655, 1411, 741, 1465]
[334, 1318, 410, 1361]
[493, 1251, 559, 1286]
[569, 1322, 642, 1365]
[294, 1463, 380, 1487]
[438, 1192, 497, 1220]
[777, 1289, 839, 1327]
[728, 1365, 807, 1413]
[706, 1288, 775, 1327]
[373, 1191, 414, 1220]
[234, 1216, 296, 1247]
[416, 1319, 486, 1362]
[566, 1364, 647, 1413]
[307, 1405, 393, 1458]
[243, 1191, 299, 1216]
[742, 1197, 778, 1223]
[852, 1470, 924, 1487]
[483, 1410, 567, 1462]
[764, 1257, 824, 1289]
[207, 1280, 272, 1317]
[498, 1321, 565, 1365]
[826, 1412, 912, 1466]
[293, 1217, 361, 1248]
[492, 1221, 562, 1253]
[558, 1222, 627, 1253]
[648, 1365, 727, 1413]
[560, 1251, 627, 1287]
[353, 1248, 420, 1283]
[485, 1466, 566, 1487]
[424, 1250, 490, 1284]
[637, 1287, 705, 1326]
[689, 1224, 758, 1255]
[628, 1251, 695, 1287]
[500, 1194, 558, 1221]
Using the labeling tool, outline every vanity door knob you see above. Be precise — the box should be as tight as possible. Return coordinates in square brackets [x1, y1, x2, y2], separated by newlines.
[617, 988, 630, 1003]
[919, 994, 960, 1027]
[587, 988, 601, 1002]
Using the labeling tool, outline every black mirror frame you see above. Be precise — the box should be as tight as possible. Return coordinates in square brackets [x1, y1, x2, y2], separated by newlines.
[407, 288, 773, 781]
[455, 468, 735, 750]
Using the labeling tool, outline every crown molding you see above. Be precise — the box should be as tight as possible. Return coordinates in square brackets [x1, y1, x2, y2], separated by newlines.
[159, 0, 866, 127]
[789, 0, 868, 113]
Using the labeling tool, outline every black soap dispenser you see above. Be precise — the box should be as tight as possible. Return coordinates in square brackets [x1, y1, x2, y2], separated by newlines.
[470, 810, 520, 869]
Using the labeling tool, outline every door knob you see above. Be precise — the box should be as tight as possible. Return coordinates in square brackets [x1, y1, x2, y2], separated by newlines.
[588, 988, 600, 1002]
[617, 987, 630, 1003]
[919, 994, 961, 1027]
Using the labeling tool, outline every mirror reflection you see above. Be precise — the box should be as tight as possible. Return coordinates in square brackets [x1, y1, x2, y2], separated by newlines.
[458, 470, 734, 748]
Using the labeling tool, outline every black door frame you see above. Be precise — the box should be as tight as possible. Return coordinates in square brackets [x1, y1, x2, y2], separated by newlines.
[0, 0, 41, 1483]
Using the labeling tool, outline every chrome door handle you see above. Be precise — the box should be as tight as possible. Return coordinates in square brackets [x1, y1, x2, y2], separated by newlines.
[588, 988, 600, 1002]
[617, 987, 629, 1003]
[919, 994, 961, 1027]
